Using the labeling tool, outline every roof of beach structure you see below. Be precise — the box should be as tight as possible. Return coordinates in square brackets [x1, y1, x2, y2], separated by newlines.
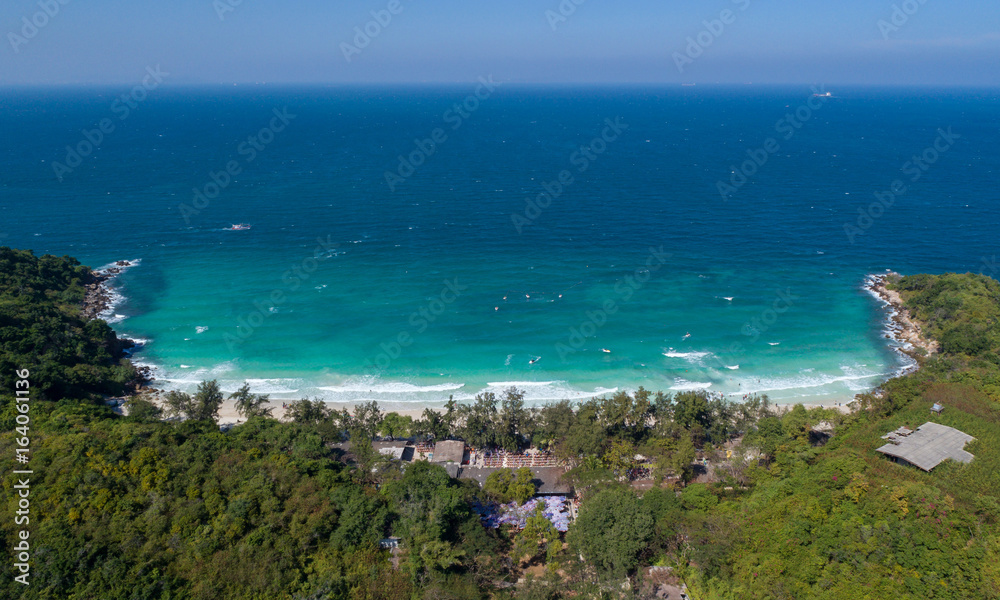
[371, 441, 414, 461]
[876, 422, 975, 471]
[459, 466, 573, 495]
[376, 446, 406, 460]
[430, 440, 466, 464]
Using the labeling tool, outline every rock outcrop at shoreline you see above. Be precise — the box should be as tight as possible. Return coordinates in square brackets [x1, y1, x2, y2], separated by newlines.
[81, 260, 134, 320]
[865, 271, 939, 363]
[81, 260, 154, 388]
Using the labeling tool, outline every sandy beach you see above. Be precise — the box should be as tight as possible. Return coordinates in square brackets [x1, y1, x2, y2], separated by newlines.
[205, 395, 851, 426]
[214, 399, 428, 426]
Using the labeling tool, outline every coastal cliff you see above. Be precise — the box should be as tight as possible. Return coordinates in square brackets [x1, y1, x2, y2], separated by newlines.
[81, 260, 136, 320]
[866, 271, 940, 362]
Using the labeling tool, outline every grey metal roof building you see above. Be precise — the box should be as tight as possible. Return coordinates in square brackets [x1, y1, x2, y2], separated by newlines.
[876, 422, 975, 471]
[430, 440, 467, 464]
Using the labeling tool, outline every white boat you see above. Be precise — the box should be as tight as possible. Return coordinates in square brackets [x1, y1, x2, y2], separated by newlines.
[227, 223, 252, 231]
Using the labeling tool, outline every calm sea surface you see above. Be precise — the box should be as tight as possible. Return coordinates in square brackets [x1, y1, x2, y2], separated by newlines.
[2, 85, 998, 408]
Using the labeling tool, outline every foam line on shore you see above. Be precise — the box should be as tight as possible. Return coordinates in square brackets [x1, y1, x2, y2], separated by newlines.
[318, 382, 466, 393]
[864, 271, 932, 377]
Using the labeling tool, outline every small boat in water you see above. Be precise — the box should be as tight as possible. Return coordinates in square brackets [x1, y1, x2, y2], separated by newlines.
[227, 223, 252, 231]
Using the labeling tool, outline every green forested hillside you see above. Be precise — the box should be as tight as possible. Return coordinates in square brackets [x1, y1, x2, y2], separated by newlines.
[679, 273, 1000, 599]
[893, 272, 1000, 360]
[2, 250, 1000, 599]
[0, 247, 139, 399]
[0, 254, 497, 600]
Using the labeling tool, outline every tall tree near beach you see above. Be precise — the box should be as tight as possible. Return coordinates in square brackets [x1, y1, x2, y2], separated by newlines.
[229, 382, 273, 419]
[162, 379, 224, 423]
[381, 411, 413, 438]
[353, 399, 383, 439]
[459, 391, 500, 449]
[498, 386, 529, 451]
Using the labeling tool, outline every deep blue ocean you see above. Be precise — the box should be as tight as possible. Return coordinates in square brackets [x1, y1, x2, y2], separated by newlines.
[2, 85, 998, 409]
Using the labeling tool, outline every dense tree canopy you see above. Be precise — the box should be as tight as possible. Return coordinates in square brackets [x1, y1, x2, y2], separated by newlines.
[0, 248, 140, 400]
[483, 467, 537, 504]
[4, 250, 1000, 599]
[568, 486, 654, 580]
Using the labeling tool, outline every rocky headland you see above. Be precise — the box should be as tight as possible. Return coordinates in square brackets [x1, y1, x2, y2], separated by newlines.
[865, 271, 940, 367]
[81, 260, 153, 389]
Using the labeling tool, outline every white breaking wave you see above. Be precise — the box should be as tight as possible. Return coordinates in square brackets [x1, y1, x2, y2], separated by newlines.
[318, 382, 466, 393]
[663, 350, 711, 361]
[864, 273, 921, 377]
[95, 259, 140, 324]
[156, 376, 302, 396]
[98, 288, 127, 323]
[196, 326, 209, 334]
[670, 379, 713, 391]
[210, 361, 237, 375]
[96, 258, 142, 271]
[451, 382, 620, 404]
[730, 366, 889, 398]
[241, 378, 302, 394]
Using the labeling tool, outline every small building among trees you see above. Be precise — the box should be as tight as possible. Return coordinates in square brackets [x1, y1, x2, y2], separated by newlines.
[876, 422, 975, 471]
[430, 440, 467, 464]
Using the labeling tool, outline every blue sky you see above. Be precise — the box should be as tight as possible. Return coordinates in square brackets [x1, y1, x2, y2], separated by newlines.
[1, 0, 997, 85]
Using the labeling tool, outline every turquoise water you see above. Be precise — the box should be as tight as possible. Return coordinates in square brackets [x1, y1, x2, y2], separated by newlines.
[3, 86, 998, 408]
